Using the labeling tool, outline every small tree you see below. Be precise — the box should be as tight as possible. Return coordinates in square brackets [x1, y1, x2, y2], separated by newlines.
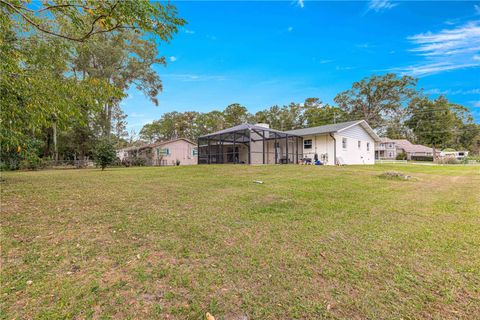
[94, 139, 116, 170]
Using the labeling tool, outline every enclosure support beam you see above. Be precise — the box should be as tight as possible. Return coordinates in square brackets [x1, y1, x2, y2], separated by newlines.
[274, 133, 278, 164]
[262, 130, 266, 164]
[207, 138, 211, 164]
[233, 132, 236, 164]
[285, 134, 289, 164]
[248, 130, 251, 164]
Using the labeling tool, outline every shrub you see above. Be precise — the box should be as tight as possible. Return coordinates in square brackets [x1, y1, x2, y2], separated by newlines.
[396, 152, 407, 160]
[20, 153, 43, 170]
[176, 159, 181, 166]
[94, 139, 117, 170]
[121, 156, 146, 167]
[411, 156, 433, 162]
[435, 157, 459, 164]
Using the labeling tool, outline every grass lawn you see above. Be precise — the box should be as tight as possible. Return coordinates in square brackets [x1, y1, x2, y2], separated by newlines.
[1, 164, 480, 319]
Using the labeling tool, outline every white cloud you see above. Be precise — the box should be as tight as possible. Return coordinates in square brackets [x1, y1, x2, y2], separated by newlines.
[185, 29, 195, 34]
[319, 59, 333, 64]
[297, 0, 304, 9]
[474, 54, 480, 60]
[425, 88, 480, 95]
[163, 74, 226, 82]
[367, 0, 397, 13]
[472, 101, 480, 107]
[408, 21, 480, 57]
[169, 56, 177, 62]
[396, 21, 480, 76]
[288, 26, 293, 32]
[475, 4, 480, 15]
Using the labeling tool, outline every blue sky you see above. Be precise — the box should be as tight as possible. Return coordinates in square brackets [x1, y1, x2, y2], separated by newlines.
[122, 0, 480, 133]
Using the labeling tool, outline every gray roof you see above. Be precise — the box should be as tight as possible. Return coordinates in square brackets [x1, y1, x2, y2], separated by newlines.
[285, 120, 362, 136]
[285, 120, 381, 142]
[199, 123, 297, 138]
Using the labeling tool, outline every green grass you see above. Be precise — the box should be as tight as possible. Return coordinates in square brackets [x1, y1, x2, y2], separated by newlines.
[1, 164, 480, 319]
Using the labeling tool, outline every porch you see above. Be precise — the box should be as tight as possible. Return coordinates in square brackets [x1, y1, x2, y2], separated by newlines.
[197, 124, 302, 165]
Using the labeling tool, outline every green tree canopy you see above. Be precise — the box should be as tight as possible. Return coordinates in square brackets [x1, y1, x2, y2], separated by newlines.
[334, 73, 419, 129]
[406, 96, 474, 151]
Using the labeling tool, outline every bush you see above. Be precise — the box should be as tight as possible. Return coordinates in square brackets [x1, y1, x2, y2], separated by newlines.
[435, 157, 459, 164]
[20, 153, 44, 170]
[411, 156, 433, 162]
[94, 139, 117, 170]
[121, 156, 146, 167]
[396, 152, 407, 160]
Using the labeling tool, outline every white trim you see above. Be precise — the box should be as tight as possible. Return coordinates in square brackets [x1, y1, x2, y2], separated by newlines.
[337, 120, 381, 142]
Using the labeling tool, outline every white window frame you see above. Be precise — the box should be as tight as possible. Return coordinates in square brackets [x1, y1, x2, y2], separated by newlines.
[342, 138, 347, 149]
[303, 139, 313, 150]
[192, 147, 198, 156]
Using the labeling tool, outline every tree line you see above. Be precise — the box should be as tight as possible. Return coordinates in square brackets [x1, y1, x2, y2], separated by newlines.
[1, 1, 478, 171]
[1, 0, 185, 169]
[140, 74, 480, 154]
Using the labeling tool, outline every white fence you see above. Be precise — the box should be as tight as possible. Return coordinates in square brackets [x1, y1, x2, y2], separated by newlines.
[375, 160, 408, 164]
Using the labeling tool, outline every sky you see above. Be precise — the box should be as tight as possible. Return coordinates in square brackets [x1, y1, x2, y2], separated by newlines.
[122, 0, 480, 133]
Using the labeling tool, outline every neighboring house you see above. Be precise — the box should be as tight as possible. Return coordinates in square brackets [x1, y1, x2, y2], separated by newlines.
[440, 150, 469, 160]
[286, 120, 380, 165]
[117, 138, 198, 166]
[375, 138, 398, 160]
[375, 139, 434, 160]
[197, 120, 380, 165]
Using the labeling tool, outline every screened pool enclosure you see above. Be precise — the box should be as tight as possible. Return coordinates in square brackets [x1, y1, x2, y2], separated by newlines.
[197, 124, 302, 164]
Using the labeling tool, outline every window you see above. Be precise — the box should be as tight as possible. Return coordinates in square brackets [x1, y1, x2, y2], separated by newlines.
[367, 142, 370, 151]
[192, 147, 198, 156]
[304, 139, 312, 149]
[157, 147, 169, 156]
[388, 143, 393, 148]
[358, 140, 361, 149]
[342, 138, 347, 149]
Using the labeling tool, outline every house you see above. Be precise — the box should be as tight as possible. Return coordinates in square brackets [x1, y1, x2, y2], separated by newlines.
[375, 138, 398, 160]
[285, 120, 380, 165]
[117, 138, 197, 166]
[375, 139, 434, 160]
[197, 120, 380, 165]
[440, 149, 469, 160]
[197, 123, 303, 165]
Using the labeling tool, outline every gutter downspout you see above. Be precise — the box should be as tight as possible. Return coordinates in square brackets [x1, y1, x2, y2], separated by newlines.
[329, 133, 336, 165]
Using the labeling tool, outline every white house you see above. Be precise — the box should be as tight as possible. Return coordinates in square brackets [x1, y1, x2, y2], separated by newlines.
[197, 120, 380, 165]
[285, 120, 380, 165]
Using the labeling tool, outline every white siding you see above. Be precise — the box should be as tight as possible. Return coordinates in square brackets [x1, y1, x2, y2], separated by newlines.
[339, 124, 373, 141]
[334, 124, 375, 164]
[300, 134, 335, 165]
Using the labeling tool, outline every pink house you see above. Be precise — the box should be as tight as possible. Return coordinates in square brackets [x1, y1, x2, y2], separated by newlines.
[117, 138, 198, 166]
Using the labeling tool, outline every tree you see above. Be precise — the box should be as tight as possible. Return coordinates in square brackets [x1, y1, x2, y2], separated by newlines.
[254, 102, 304, 131]
[1, 0, 185, 43]
[405, 96, 473, 155]
[0, 0, 185, 168]
[223, 103, 251, 127]
[334, 73, 419, 129]
[303, 98, 349, 127]
[94, 139, 116, 170]
[72, 30, 166, 137]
